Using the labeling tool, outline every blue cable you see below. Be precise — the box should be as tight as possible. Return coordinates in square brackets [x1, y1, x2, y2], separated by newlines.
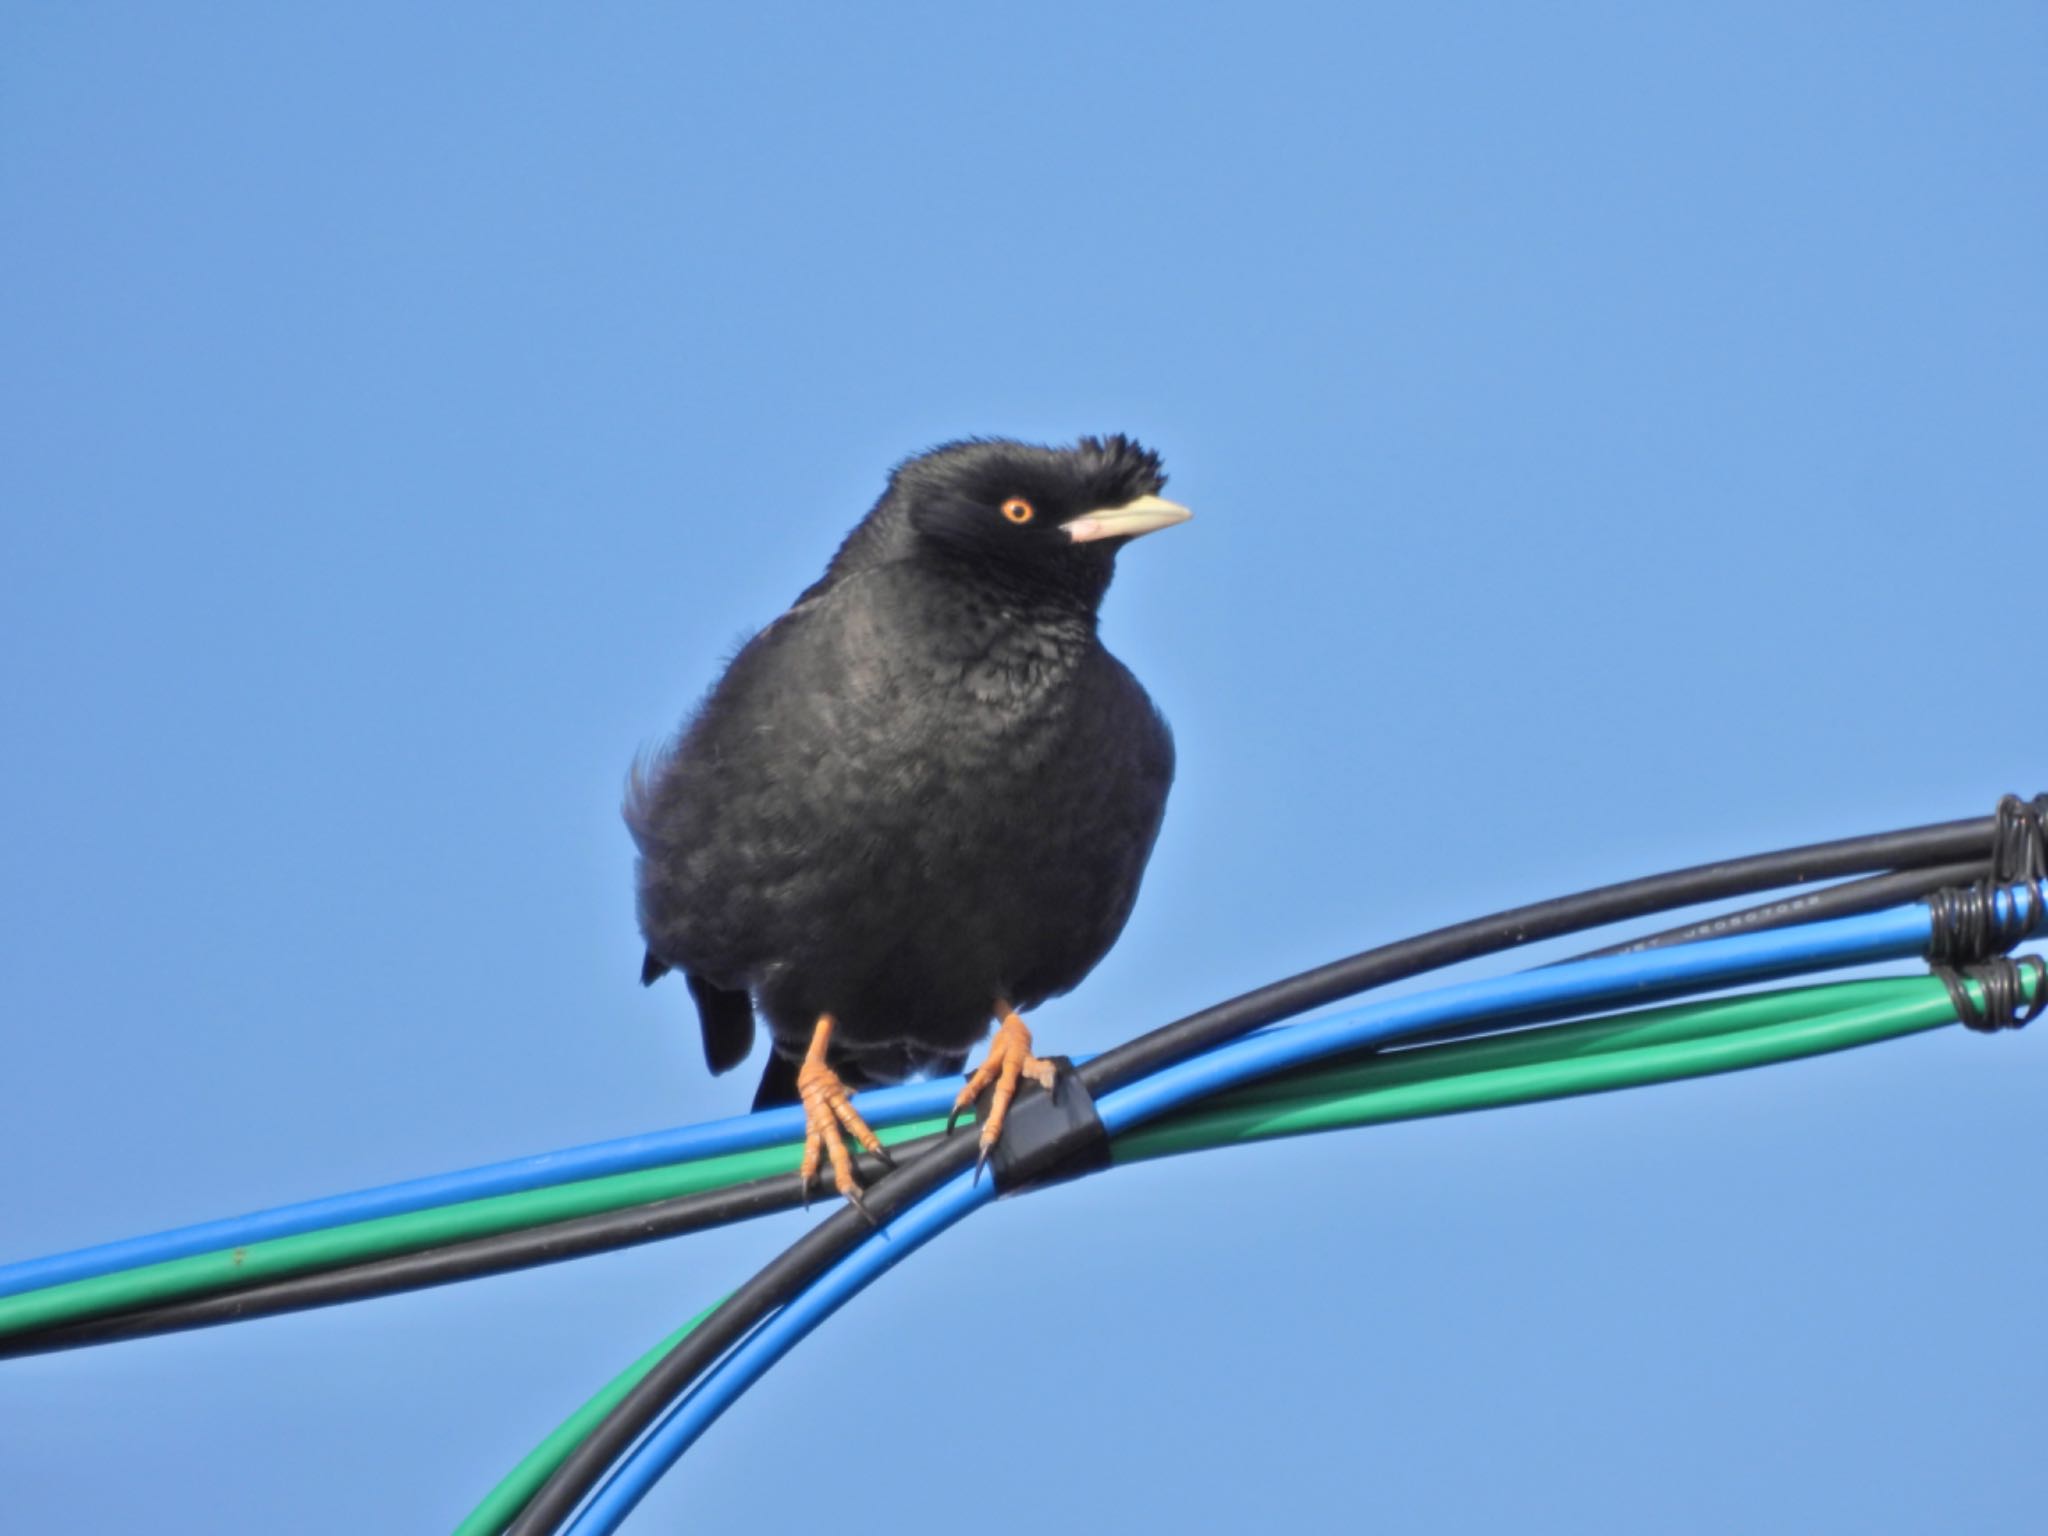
[564, 1170, 995, 1535]
[564, 894, 2044, 1533]
[1097, 898, 1937, 1135]
[0, 1072, 967, 1301]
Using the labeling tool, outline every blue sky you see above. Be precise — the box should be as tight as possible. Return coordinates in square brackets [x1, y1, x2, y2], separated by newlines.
[3, 5, 2044, 1531]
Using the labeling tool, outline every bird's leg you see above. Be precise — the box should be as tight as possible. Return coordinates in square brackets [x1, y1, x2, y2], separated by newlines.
[947, 1001, 1059, 1170]
[796, 1014, 890, 1221]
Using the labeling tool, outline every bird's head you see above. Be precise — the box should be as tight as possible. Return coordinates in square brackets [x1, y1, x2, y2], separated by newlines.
[872, 435, 1190, 608]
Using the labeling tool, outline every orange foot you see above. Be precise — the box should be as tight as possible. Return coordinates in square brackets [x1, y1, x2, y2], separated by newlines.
[947, 1003, 1059, 1175]
[796, 1014, 893, 1221]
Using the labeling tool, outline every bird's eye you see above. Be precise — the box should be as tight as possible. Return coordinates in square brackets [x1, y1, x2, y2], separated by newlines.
[1000, 497, 1036, 525]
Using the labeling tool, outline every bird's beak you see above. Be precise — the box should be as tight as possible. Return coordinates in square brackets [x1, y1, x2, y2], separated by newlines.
[1062, 494, 1194, 545]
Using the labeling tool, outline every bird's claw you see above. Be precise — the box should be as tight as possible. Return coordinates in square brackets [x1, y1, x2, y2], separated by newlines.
[949, 1008, 1058, 1171]
[797, 1036, 888, 1215]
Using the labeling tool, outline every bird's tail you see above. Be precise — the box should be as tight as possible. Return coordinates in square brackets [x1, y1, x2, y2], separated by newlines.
[751, 1047, 888, 1111]
[752, 1048, 803, 1111]
[682, 971, 757, 1078]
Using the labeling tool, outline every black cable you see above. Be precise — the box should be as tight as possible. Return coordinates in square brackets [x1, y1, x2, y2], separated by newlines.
[507, 805, 2015, 1535]
[504, 1137, 978, 1534]
[1571, 860, 1987, 960]
[0, 1142, 924, 1360]
[1074, 812, 2001, 1097]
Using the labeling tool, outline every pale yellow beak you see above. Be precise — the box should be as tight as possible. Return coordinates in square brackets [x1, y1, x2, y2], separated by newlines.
[1061, 493, 1194, 545]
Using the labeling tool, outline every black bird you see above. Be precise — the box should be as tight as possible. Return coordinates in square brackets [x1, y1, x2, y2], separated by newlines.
[626, 436, 1188, 1204]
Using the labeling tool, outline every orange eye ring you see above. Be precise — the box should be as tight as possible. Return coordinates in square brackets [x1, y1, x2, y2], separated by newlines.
[1000, 497, 1036, 525]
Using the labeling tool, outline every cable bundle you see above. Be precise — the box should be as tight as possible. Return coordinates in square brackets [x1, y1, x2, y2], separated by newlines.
[1, 800, 2041, 1535]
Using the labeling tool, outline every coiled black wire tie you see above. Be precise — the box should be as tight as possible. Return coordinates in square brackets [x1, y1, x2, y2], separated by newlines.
[1989, 792, 2048, 884]
[1924, 796, 2048, 1029]
[1925, 795, 2047, 1031]
[1935, 955, 2047, 1033]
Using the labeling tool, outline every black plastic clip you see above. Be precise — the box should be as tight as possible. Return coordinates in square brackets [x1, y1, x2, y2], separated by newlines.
[976, 1057, 1112, 1196]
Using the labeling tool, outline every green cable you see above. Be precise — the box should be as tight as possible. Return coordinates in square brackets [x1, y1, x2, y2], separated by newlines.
[450, 1300, 723, 1536]
[1117, 980, 1959, 1162]
[458, 971, 2010, 1535]
[1193, 974, 1921, 1115]
[0, 975, 1980, 1343]
[0, 971, 2013, 1533]
[0, 1118, 947, 1339]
